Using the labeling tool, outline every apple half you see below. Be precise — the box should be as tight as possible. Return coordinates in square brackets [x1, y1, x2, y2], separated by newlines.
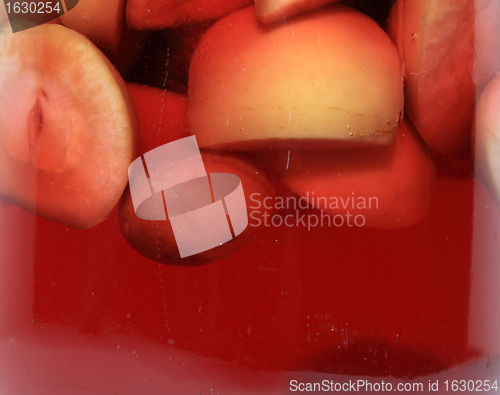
[275, 119, 437, 229]
[475, 73, 500, 206]
[0, 0, 8, 29]
[474, 0, 500, 93]
[187, 6, 404, 150]
[126, 0, 252, 30]
[60, 0, 147, 75]
[0, 24, 138, 229]
[119, 151, 275, 265]
[388, 0, 475, 156]
[60, 0, 124, 53]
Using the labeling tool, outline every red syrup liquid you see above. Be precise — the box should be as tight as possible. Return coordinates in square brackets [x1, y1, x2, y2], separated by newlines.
[3, 161, 493, 388]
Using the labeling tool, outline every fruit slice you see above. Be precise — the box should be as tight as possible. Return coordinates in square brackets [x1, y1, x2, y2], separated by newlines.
[60, 0, 124, 53]
[0, 0, 8, 28]
[388, 0, 475, 155]
[119, 151, 275, 265]
[122, 85, 274, 264]
[474, 0, 500, 93]
[255, 0, 340, 24]
[126, 0, 252, 30]
[474, 73, 500, 206]
[127, 83, 189, 153]
[0, 24, 138, 229]
[274, 119, 436, 229]
[60, 0, 147, 74]
[187, 6, 403, 150]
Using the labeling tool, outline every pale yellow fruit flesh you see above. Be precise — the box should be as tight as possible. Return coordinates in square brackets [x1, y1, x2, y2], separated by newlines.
[187, 6, 404, 150]
[0, 24, 137, 229]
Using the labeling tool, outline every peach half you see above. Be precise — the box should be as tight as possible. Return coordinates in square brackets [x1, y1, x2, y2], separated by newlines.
[187, 6, 404, 150]
[275, 119, 437, 229]
[119, 151, 275, 265]
[60, 0, 147, 75]
[60, 0, 125, 53]
[122, 84, 274, 264]
[0, 24, 137, 229]
[474, 0, 500, 93]
[474, 73, 500, 206]
[126, 0, 252, 30]
[388, 0, 475, 156]
[0, 1, 8, 29]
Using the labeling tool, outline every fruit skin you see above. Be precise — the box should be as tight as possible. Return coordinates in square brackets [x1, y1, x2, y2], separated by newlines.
[388, 0, 475, 156]
[61, 0, 124, 53]
[0, 24, 138, 229]
[273, 119, 436, 229]
[119, 152, 275, 266]
[187, 6, 403, 150]
[60, 0, 148, 75]
[255, 0, 341, 24]
[474, 73, 500, 206]
[126, 0, 252, 30]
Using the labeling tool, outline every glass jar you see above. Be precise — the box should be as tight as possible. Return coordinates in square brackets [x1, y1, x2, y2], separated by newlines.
[1, 0, 499, 393]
